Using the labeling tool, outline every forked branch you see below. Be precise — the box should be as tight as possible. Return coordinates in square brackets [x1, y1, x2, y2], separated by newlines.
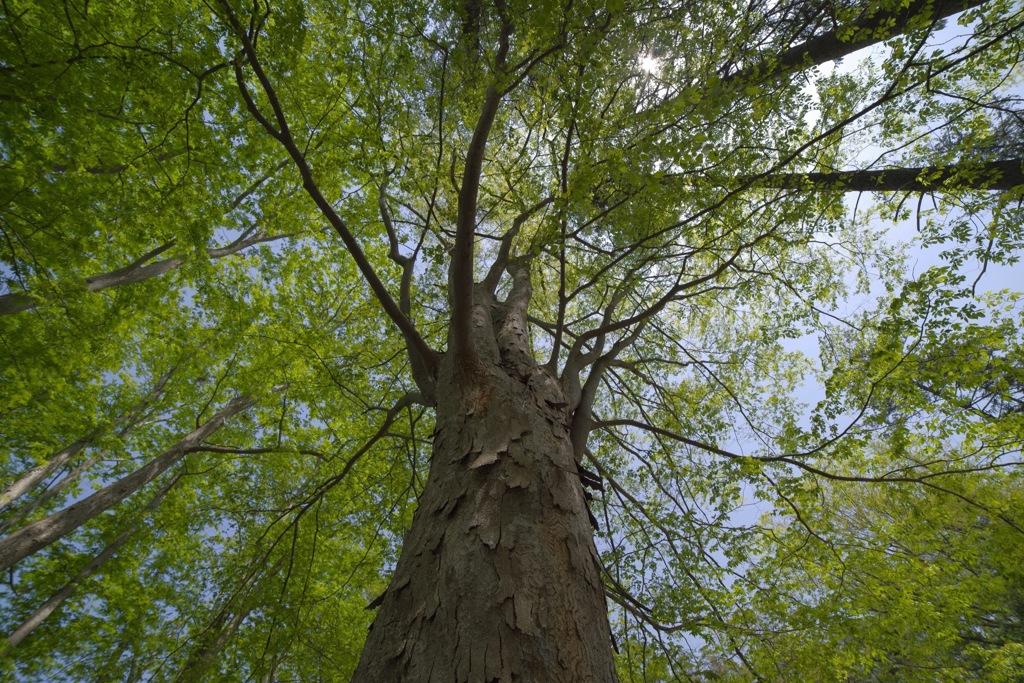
[220, 1, 439, 379]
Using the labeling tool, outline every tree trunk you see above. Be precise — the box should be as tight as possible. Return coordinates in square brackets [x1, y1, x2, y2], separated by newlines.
[0, 395, 256, 573]
[353, 285, 617, 682]
[0, 439, 90, 512]
[4, 474, 180, 649]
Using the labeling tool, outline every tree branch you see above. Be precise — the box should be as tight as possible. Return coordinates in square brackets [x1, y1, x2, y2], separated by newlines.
[4, 473, 181, 649]
[0, 362, 178, 511]
[481, 196, 554, 294]
[750, 158, 1024, 193]
[0, 230, 287, 316]
[379, 180, 414, 317]
[221, 1, 439, 380]
[727, 0, 988, 85]
[0, 393, 260, 573]
[451, 85, 502, 368]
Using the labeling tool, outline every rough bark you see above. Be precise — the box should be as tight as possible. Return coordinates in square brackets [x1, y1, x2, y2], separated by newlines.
[0, 395, 256, 573]
[352, 281, 617, 682]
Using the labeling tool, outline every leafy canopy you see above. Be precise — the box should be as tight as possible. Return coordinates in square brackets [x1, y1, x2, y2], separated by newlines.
[1, 0, 1022, 679]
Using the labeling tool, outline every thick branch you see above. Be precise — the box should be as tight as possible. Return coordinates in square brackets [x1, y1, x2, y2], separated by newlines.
[0, 394, 258, 573]
[86, 256, 185, 292]
[753, 158, 1024, 192]
[451, 85, 502, 367]
[562, 281, 631, 383]
[481, 196, 554, 294]
[550, 118, 576, 370]
[646, 0, 988, 133]
[493, 260, 535, 377]
[379, 182, 414, 317]
[380, 185, 438, 402]
[0, 293, 34, 316]
[88, 240, 180, 287]
[728, 0, 987, 85]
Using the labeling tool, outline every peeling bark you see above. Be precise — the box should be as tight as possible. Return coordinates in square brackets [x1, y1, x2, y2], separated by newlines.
[353, 281, 616, 682]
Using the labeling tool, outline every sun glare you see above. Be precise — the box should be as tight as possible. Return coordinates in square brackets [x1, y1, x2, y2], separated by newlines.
[639, 54, 661, 75]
